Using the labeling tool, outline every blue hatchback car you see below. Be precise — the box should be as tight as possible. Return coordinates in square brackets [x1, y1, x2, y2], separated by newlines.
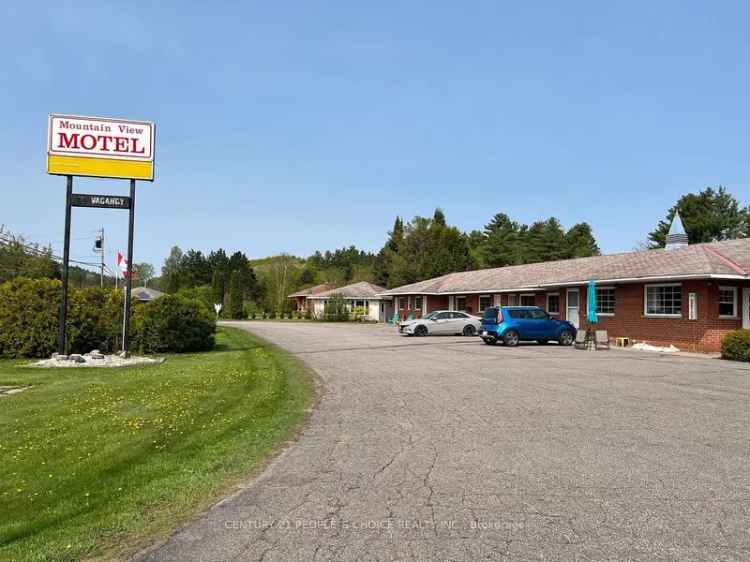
[480, 306, 577, 346]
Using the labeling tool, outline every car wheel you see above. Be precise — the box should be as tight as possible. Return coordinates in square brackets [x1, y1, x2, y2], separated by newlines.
[503, 330, 519, 347]
[537, 339, 549, 345]
[463, 325, 476, 336]
[558, 330, 574, 346]
[414, 325, 428, 337]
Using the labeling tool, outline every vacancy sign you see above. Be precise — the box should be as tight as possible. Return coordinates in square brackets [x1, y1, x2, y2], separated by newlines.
[47, 114, 155, 181]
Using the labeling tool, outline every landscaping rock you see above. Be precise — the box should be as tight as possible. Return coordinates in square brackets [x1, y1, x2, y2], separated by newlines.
[29, 354, 165, 369]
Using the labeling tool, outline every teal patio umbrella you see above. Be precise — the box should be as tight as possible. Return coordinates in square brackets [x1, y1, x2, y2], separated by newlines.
[587, 280, 598, 324]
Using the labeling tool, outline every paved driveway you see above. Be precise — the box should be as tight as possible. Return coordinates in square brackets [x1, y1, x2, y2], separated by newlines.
[138, 322, 750, 561]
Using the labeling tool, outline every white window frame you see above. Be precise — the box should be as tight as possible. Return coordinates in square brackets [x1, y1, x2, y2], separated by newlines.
[596, 286, 616, 316]
[398, 297, 406, 310]
[507, 294, 519, 306]
[520, 293, 536, 307]
[478, 294, 491, 312]
[546, 293, 560, 315]
[454, 295, 467, 311]
[644, 283, 682, 318]
[718, 286, 738, 318]
[414, 296, 423, 311]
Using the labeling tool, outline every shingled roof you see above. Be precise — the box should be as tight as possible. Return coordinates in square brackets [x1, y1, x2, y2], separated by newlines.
[309, 281, 388, 299]
[381, 238, 750, 295]
[288, 283, 337, 298]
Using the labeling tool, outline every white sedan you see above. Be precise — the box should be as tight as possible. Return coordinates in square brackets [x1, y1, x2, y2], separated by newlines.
[399, 310, 482, 337]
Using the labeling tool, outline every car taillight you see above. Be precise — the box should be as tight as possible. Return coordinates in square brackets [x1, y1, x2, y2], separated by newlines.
[496, 309, 503, 323]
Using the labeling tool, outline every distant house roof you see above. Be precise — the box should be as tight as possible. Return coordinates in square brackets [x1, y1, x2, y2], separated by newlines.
[308, 281, 389, 299]
[288, 283, 337, 298]
[380, 238, 750, 296]
[131, 286, 165, 302]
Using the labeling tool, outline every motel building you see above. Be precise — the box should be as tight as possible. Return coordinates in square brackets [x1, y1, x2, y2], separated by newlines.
[380, 217, 750, 353]
[288, 282, 338, 313]
[290, 281, 394, 322]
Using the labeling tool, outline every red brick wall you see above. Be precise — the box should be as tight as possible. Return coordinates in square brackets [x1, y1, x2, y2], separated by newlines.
[575, 280, 748, 353]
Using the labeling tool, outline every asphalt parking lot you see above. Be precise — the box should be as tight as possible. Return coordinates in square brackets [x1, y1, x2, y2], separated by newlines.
[140, 322, 750, 562]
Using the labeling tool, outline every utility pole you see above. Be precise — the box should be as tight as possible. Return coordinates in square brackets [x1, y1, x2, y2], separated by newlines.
[96, 228, 105, 288]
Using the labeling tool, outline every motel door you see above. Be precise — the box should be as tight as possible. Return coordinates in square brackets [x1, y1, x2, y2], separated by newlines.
[566, 288, 580, 329]
[744, 288, 750, 330]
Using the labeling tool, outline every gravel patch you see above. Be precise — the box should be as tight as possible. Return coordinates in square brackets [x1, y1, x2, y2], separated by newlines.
[29, 352, 164, 369]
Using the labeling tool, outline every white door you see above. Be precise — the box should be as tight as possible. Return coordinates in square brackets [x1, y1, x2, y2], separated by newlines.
[566, 288, 580, 329]
[743, 288, 750, 330]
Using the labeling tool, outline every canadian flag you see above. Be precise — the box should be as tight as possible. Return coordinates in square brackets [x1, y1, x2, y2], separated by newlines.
[116, 252, 130, 278]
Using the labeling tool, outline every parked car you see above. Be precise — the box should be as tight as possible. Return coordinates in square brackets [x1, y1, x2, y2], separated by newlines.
[479, 306, 576, 346]
[400, 310, 482, 336]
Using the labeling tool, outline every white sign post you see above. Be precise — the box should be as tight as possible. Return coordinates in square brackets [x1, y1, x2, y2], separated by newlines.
[214, 303, 222, 318]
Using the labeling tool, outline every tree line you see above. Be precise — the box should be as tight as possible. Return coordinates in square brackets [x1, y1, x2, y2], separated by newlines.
[4, 186, 748, 318]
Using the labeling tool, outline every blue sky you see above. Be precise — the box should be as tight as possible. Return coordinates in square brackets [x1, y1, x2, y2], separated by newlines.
[2, 1, 749, 272]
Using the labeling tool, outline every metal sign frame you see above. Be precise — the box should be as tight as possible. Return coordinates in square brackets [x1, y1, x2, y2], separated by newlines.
[57, 176, 138, 355]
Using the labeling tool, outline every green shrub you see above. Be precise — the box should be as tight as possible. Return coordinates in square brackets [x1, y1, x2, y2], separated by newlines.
[132, 295, 216, 354]
[0, 279, 127, 358]
[68, 287, 124, 354]
[176, 285, 214, 312]
[721, 329, 750, 362]
[322, 294, 350, 322]
[352, 306, 368, 322]
[0, 278, 60, 358]
[0, 278, 217, 358]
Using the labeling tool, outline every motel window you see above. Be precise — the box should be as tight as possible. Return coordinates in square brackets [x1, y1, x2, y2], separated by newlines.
[546, 294, 560, 315]
[719, 287, 737, 317]
[455, 296, 467, 311]
[507, 294, 519, 306]
[520, 294, 535, 307]
[478, 295, 491, 312]
[415, 296, 423, 310]
[355, 300, 366, 308]
[645, 284, 682, 317]
[399, 297, 406, 310]
[596, 287, 616, 315]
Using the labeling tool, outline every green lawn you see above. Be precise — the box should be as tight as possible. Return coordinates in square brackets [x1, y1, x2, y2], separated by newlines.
[0, 327, 315, 562]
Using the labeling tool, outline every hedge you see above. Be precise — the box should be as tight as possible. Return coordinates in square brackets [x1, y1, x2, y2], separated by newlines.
[0, 278, 215, 358]
[0, 278, 61, 358]
[131, 295, 215, 354]
[721, 329, 750, 362]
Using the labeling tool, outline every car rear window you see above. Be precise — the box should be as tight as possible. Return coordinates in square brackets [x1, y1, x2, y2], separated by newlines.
[483, 308, 498, 320]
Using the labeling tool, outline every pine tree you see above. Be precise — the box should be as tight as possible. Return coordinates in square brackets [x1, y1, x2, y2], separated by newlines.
[161, 246, 183, 293]
[211, 270, 225, 306]
[648, 186, 749, 247]
[478, 213, 521, 268]
[564, 223, 600, 258]
[228, 271, 244, 319]
[373, 216, 406, 287]
[523, 218, 566, 263]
